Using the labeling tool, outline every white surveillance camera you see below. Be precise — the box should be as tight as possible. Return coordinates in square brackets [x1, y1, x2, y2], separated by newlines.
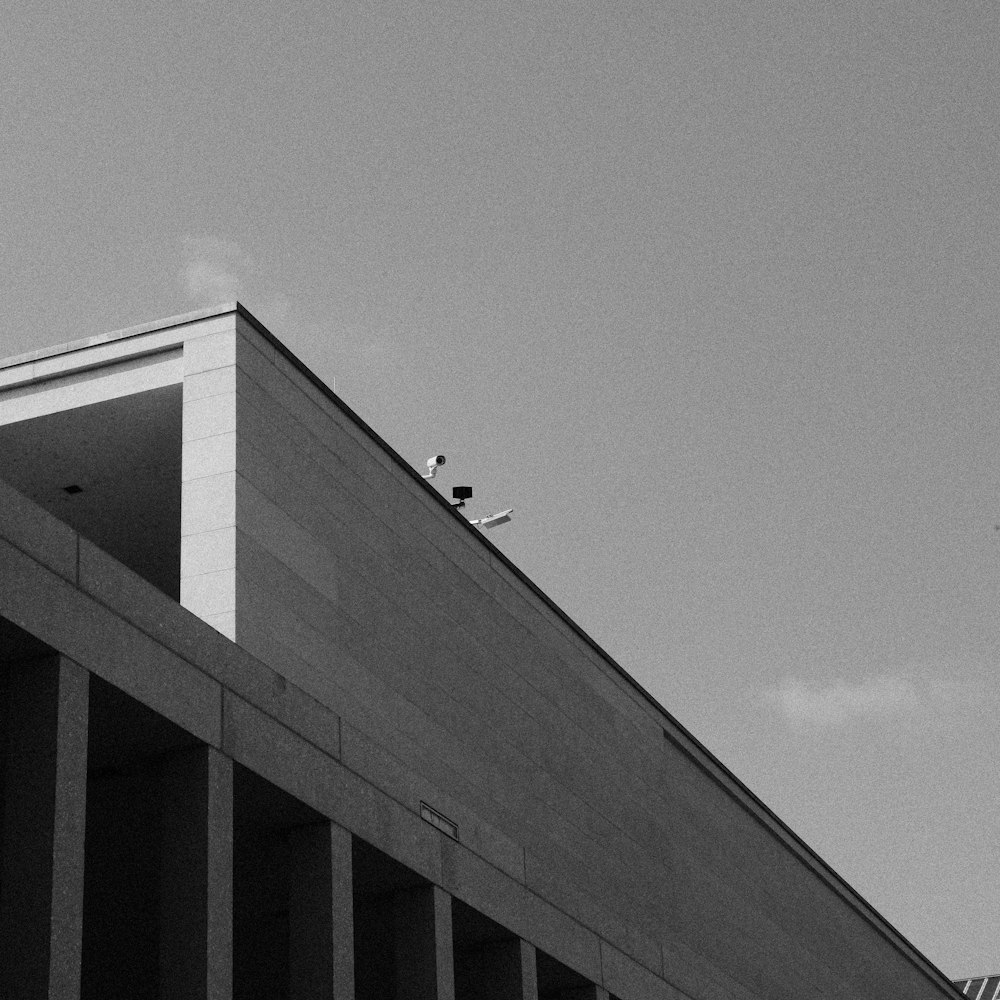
[423, 455, 446, 479]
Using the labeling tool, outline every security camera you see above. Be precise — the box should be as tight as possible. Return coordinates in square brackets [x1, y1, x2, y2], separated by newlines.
[423, 455, 446, 479]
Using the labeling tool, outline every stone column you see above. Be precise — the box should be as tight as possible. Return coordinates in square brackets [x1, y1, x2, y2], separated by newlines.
[287, 821, 355, 999]
[160, 745, 233, 1000]
[180, 325, 239, 640]
[393, 884, 455, 1000]
[0, 656, 89, 1000]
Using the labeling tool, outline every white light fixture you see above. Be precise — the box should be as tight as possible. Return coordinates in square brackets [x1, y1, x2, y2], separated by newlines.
[470, 508, 513, 529]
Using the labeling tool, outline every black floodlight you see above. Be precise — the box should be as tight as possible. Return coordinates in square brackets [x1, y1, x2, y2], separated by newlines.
[452, 486, 473, 509]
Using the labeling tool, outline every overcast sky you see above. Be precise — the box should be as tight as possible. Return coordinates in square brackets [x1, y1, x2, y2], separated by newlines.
[3, 0, 1000, 977]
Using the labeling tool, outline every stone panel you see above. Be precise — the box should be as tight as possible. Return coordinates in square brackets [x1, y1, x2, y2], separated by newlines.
[222, 691, 441, 888]
[0, 350, 183, 424]
[181, 473, 237, 537]
[183, 432, 238, 482]
[0, 477, 78, 583]
[0, 537, 222, 746]
[183, 327, 238, 377]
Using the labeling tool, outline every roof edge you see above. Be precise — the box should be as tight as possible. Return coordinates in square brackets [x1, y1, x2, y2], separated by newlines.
[0, 303, 239, 371]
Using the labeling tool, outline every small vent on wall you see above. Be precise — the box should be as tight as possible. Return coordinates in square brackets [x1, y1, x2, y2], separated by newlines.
[420, 802, 459, 841]
[63, 484, 83, 494]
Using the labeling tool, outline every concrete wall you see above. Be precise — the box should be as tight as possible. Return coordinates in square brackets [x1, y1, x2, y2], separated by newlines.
[0, 305, 960, 1000]
[174, 307, 951, 1000]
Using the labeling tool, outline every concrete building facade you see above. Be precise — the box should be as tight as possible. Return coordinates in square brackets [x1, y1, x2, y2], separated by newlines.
[0, 304, 962, 999]
[957, 976, 1000, 1000]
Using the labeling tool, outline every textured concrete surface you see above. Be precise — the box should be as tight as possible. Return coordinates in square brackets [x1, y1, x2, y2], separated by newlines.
[0, 475, 78, 582]
[0, 305, 963, 1000]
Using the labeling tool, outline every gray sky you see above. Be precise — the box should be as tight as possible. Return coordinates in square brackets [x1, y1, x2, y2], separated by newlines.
[3, 0, 999, 976]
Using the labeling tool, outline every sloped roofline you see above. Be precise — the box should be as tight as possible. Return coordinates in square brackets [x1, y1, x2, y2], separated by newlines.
[0, 302, 964, 996]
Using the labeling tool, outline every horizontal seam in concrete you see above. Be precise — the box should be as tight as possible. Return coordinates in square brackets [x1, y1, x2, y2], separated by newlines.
[180, 467, 235, 485]
[184, 360, 238, 379]
[0, 304, 238, 370]
[0, 343, 184, 390]
[49, 555, 342, 768]
[183, 383, 234, 403]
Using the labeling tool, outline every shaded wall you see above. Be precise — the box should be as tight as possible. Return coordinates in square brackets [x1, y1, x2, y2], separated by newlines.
[174, 312, 946, 1000]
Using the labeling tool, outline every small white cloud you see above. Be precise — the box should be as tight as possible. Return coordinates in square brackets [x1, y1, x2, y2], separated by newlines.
[766, 675, 920, 727]
[180, 237, 248, 303]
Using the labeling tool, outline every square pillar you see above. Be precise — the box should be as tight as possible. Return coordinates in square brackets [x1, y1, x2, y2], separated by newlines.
[0, 656, 89, 999]
[160, 745, 233, 1000]
[501, 939, 538, 1000]
[181, 328, 239, 640]
[288, 821, 355, 999]
[393, 884, 455, 1000]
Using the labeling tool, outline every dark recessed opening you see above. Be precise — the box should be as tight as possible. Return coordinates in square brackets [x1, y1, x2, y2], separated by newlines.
[0, 385, 182, 599]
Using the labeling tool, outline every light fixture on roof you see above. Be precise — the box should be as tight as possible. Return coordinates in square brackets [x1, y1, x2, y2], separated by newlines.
[418, 454, 514, 529]
[470, 508, 513, 530]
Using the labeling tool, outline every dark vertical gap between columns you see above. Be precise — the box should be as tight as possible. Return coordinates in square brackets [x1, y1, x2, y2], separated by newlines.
[0, 655, 89, 999]
[233, 763, 352, 1000]
[452, 898, 538, 1000]
[0, 658, 9, 912]
[159, 745, 233, 1000]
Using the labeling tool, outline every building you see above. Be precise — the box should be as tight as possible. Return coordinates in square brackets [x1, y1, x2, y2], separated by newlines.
[0, 304, 963, 999]
[956, 978, 1000, 1000]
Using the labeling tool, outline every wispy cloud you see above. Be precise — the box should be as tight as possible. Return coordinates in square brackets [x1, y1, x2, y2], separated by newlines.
[173, 238, 386, 404]
[180, 237, 249, 303]
[765, 675, 920, 727]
